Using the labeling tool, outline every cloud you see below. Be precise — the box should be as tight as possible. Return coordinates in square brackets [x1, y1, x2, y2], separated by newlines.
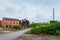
[0, 0, 60, 23]
[0, 5, 5, 10]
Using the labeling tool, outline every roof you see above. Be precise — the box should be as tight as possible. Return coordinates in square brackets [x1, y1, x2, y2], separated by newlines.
[21, 19, 29, 21]
[3, 17, 19, 21]
[21, 19, 29, 24]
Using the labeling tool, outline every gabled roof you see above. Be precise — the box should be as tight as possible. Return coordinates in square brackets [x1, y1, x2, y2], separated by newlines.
[3, 17, 19, 21]
[21, 19, 29, 24]
[21, 19, 29, 21]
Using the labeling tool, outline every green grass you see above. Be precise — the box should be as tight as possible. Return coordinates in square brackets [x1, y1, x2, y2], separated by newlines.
[29, 22, 60, 36]
[3, 28, 22, 32]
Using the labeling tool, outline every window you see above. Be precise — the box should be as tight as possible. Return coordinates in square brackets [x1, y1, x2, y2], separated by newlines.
[6, 21, 8, 25]
[16, 22, 18, 24]
[13, 22, 15, 24]
[10, 22, 12, 24]
[10, 25, 12, 27]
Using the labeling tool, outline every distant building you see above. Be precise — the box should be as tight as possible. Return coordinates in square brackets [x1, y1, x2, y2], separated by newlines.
[21, 19, 29, 28]
[2, 17, 20, 28]
[1, 17, 29, 28]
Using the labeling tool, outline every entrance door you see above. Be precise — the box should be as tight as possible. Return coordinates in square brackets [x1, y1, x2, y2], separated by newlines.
[6, 25, 8, 28]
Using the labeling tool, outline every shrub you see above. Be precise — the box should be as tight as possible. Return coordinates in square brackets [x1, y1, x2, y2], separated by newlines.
[30, 23, 49, 27]
[30, 22, 60, 36]
[55, 30, 60, 36]
[47, 22, 60, 35]
[12, 25, 22, 29]
[30, 23, 38, 27]
[31, 25, 48, 34]
[50, 20, 58, 24]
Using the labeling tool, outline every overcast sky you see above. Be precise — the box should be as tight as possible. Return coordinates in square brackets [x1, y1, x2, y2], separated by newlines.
[0, 0, 60, 23]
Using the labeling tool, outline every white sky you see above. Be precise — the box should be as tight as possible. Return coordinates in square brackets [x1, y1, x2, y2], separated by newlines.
[0, 0, 60, 23]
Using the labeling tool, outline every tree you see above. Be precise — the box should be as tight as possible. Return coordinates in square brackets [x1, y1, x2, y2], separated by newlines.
[0, 20, 1, 23]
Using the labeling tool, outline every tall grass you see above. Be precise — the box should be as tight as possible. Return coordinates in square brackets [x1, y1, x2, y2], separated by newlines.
[30, 22, 60, 36]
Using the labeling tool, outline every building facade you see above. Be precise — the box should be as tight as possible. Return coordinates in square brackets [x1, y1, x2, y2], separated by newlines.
[0, 23, 2, 27]
[2, 17, 29, 28]
[21, 19, 29, 28]
[2, 17, 20, 28]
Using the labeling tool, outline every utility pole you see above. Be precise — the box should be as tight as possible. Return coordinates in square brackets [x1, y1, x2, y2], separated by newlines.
[53, 8, 55, 21]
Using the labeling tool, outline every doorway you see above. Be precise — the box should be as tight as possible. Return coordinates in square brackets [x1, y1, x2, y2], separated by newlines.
[6, 25, 8, 28]
[10, 25, 12, 28]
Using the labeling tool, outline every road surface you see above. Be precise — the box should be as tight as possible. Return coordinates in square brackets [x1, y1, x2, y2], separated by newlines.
[0, 28, 31, 40]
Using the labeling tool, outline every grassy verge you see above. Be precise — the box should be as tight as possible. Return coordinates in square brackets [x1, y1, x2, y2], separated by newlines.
[27, 22, 60, 36]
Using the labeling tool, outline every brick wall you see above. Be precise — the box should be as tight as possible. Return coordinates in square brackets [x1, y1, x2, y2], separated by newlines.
[2, 18, 20, 28]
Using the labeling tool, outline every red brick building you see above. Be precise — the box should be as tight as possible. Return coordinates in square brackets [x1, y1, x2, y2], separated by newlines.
[2, 17, 21, 28]
[0, 23, 2, 27]
[21, 19, 30, 28]
[2, 17, 29, 28]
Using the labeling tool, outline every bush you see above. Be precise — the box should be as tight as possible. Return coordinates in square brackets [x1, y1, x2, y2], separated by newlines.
[12, 25, 22, 29]
[30, 22, 60, 36]
[50, 20, 58, 24]
[30, 23, 39, 27]
[31, 25, 48, 34]
[47, 22, 60, 35]
[30, 23, 49, 27]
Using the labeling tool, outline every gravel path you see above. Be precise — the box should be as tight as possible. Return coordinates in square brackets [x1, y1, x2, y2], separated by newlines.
[0, 28, 31, 40]
[15, 34, 60, 40]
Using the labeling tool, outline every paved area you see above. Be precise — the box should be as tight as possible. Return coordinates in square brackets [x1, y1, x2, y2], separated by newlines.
[0, 28, 3, 30]
[15, 34, 60, 40]
[0, 28, 31, 40]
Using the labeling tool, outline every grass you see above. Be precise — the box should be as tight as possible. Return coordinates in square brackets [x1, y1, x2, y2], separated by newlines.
[3, 28, 23, 31]
[27, 22, 60, 36]
[0, 28, 22, 34]
[0, 27, 29, 34]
